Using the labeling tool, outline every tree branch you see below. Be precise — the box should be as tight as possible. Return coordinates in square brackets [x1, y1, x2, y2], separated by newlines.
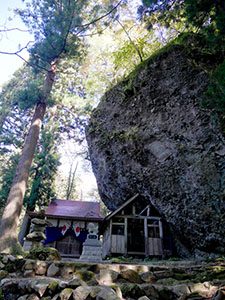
[0, 41, 51, 73]
[116, 19, 143, 62]
[0, 27, 28, 33]
[0, 41, 33, 56]
[79, 0, 124, 29]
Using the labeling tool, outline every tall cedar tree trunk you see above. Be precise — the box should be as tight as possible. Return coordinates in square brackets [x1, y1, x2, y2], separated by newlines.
[0, 68, 55, 253]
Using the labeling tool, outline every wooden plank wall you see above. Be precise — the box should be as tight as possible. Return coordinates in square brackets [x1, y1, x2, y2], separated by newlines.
[102, 227, 111, 258]
[111, 235, 125, 253]
[148, 238, 163, 256]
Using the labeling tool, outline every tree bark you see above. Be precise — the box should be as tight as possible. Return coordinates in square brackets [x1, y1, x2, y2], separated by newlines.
[0, 69, 55, 253]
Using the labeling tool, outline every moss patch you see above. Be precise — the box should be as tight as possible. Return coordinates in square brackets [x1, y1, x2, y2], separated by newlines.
[26, 247, 61, 261]
[0, 289, 3, 300]
[76, 270, 95, 282]
[0, 270, 8, 279]
[48, 280, 59, 293]
[120, 283, 145, 298]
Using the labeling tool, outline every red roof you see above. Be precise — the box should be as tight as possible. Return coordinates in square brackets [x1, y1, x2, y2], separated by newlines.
[45, 199, 103, 221]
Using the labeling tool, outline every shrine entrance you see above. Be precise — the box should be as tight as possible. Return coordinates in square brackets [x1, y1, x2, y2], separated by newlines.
[102, 194, 171, 258]
[127, 218, 145, 254]
[56, 235, 81, 257]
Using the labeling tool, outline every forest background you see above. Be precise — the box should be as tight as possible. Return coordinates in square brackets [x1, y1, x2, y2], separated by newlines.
[0, 0, 224, 253]
[0, 0, 165, 214]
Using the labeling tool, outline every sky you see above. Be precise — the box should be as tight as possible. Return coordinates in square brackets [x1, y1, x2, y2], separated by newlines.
[0, 0, 141, 86]
[0, 0, 31, 87]
[0, 0, 100, 201]
[0, 0, 141, 201]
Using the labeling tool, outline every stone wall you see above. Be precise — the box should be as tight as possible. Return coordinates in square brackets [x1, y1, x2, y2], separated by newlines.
[1, 254, 225, 299]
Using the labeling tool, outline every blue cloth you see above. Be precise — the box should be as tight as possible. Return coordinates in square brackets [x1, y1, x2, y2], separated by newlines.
[44, 227, 63, 244]
[77, 230, 88, 243]
[44, 226, 88, 245]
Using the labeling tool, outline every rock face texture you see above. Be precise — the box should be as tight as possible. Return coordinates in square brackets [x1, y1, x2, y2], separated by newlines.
[86, 45, 225, 256]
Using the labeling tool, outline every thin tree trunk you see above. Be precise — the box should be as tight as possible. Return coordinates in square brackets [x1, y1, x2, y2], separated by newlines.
[0, 68, 55, 253]
[116, 19, 143, 63]
[18, 211, 31, 246]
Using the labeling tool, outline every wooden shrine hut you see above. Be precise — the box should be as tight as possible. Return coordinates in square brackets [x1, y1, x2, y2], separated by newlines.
[102, 194, 173, 258]
[44, 199, 103, 258]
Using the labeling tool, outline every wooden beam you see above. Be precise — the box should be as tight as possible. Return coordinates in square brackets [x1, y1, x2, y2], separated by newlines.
[139, 204, 150, 216]
[109, 219, 112, 256]
[132, 205, 136, 215]
[105, 194, 139, 221]
[159, 220, 163, 238]
[115, 215, 161, 220]
[159, 220, 164, 258]
[124, 217, 128, 256]
[144, 217, 148, 256]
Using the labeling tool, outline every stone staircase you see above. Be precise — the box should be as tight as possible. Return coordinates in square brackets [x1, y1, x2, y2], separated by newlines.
[0, 255, 225, 300]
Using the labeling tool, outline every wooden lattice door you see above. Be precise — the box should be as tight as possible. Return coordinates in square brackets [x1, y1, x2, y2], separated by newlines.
[56, 235, 81, 256]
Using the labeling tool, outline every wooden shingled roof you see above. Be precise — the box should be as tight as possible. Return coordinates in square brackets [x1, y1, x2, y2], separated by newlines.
[45, 199, 103, 221]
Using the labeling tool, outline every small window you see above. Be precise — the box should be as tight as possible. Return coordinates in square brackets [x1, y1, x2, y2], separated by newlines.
[148, 220, 159, 226]
[112, 225, 124, 235]
[148, 226, 160, 238]
[113, 217, 124, 223]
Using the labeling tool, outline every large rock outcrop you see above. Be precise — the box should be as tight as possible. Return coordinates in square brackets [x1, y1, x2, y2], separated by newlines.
[86, 44, 225, 256]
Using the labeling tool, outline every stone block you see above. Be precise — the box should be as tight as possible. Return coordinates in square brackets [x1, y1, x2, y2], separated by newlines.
[96, 286, 120, 300]
[140, 271, 156, 283]
[120, 269, 142, 284]
[73, 286, 91, 300]
[59, 288, 73, 300]
[17, 295, 29, 300]
[47, 263, 60, 277]
[24, 260, 35, 271]
[24, 270, 35, 277]
[35, 261, 48, 275]
[61, 264, 75, 279]
[0, 270, 8, 279]
[27, 294, 40, 300]
[99, 269, 119, 284]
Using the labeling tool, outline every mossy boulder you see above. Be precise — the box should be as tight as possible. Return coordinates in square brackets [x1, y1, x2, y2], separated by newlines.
[76, 269, 95, 282]
[59, 288, 73, 300]
[27, 247, 61, 261]
[120, 269, 142, 283]
[68, 277, 85, 288]
[60, 263, 75, 279]
[120, 283, 145, 299]
[0, 270, 8, 279]
[140, 271, 156, 283]
[48, 280, 59, 295]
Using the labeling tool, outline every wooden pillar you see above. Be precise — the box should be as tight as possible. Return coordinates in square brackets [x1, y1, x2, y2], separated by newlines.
[55, 218, 60, 250]
[159, 220, 163, 257]
[159, 220, 163, 238]
[124, 217, 128, 256]
[109, 219, 112, 255]
[144, 218, 148, 256]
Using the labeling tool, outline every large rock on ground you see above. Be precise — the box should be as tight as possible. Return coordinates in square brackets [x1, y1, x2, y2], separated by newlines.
[86, 44, 225, 256]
